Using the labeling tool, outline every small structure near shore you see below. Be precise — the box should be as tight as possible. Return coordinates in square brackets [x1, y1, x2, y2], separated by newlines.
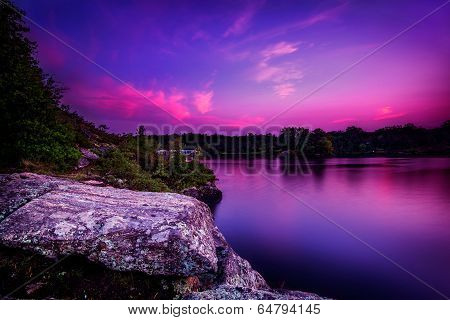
[156, 146, 199, 161]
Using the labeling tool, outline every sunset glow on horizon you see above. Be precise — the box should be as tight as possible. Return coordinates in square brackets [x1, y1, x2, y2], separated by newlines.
[17, 0, 450, 133]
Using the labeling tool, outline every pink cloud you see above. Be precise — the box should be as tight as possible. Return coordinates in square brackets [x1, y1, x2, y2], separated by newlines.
[274, 83, 296, 98]
[374, 113, 407, 121]
[66, 76, 191, 121]
[379, 106, 392, 115]
[374, 106, 406, 121]
[253, 61, 279, 82]
[250, 41, 302, 97]
[253, 58, 302, 97]
[261, 41, 299, 60]
[332, 118, 356, 123]
[193, 90, 214, 114]
[254, 61, 303, 83]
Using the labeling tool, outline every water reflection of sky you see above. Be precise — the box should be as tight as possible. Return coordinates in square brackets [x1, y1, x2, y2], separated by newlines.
[205, 157, 450, 299]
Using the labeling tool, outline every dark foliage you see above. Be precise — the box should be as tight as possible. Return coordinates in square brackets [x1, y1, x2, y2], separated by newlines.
[149, 122, 449, 159]
[0, 245, 190, 299]
[330, 122, 450, 156]
[0, 1, 80, 170]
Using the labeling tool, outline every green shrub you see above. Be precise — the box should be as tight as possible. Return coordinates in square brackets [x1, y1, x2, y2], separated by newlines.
[15, 119, 80, 171]
[151, 153, 215, 191]
[96, 149, 169, 192]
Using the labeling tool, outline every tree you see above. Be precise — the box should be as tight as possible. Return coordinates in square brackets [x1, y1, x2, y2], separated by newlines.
[137, 125, 146, 136]
[304, 128, 334, 157]
[98, 124, 108, 132]
[0, 1, 80, 170]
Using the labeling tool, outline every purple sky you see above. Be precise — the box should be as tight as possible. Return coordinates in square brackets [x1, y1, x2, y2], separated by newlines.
[16, 0, 450, 133]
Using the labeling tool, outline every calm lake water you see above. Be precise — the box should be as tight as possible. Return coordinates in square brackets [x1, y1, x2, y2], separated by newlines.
[204, 157, 450, 299]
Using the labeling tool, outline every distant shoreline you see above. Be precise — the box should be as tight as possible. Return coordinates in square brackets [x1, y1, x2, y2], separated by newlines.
[201, 153, 450, 160]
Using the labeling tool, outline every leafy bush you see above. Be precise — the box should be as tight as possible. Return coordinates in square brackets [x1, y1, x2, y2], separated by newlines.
[151, 152, 215, 191]
[15, 119, 81, 171]
[95, 149, 169, 192]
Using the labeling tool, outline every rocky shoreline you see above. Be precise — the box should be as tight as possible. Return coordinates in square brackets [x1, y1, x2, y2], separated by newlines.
[0, 173, 320, 300]
[182, 182, 222, 208]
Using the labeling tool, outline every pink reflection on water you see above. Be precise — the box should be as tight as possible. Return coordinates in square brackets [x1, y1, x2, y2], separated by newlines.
[205, 157, 450, 299]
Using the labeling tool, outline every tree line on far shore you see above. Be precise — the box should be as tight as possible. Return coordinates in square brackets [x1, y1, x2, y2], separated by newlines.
[147, 121, 450, 159]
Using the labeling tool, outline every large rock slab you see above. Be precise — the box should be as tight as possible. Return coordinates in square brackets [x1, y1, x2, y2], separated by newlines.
[0, 173, 218, 276]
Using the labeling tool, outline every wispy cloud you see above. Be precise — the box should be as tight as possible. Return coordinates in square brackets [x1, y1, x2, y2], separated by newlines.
[193, 90, 214, 113]
[254, 61, 303, 83]
[223, 1, 264, 38]
[374, 106, 406, 120]
[332, 118, 356, 123]
[274, 83, 296, 98]
[252, 41, 302, 97]
[233, 1, 348, 45]
[261, 41, 299, 60]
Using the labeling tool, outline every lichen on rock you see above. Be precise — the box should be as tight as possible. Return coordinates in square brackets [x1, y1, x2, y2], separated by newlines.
[0, 173, 59, 222]
[0, 173, 218, 276]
